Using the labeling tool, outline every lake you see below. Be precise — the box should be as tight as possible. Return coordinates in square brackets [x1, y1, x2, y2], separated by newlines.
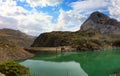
[21, 60, 88, 76]
[21, 49, 120, 76]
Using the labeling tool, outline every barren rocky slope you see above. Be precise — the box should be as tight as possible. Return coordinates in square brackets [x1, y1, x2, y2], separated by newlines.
[0, 28, 35, 62]
[81, 11, 120, 35]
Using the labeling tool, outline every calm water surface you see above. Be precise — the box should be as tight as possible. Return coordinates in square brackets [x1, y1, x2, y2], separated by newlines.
[21, 60, 88, 76]
[21, 49, 120, 76]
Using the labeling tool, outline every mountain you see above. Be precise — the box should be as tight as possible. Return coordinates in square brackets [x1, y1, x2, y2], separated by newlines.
[31, 11, 120, 51]
[0, 28, 35, 62]
[80, 11, 120, 35]
[0, 28, 35, 47]
[31, 30, 111, 51]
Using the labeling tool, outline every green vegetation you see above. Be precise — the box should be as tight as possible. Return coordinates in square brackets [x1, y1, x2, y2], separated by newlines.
[0, 60, 34, 76]
[31, 29, 115, 51]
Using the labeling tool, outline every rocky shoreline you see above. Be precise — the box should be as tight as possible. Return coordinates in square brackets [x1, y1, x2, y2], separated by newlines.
[0, 47, 34, 62]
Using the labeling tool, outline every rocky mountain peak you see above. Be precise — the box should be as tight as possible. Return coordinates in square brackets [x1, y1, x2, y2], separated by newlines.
[89, 11, 109, 24]
[80, 11, 120, 35]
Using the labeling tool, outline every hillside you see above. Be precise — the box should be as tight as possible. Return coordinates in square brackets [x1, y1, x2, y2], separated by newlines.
[0, 28, 35, 62]
[31, 29, 112, 51]
[0, 28, 35, 47]
[31, 11, 120, 51]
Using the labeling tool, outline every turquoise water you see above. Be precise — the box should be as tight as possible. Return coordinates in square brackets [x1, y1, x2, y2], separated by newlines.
[21, 60, 88, 76]
[21, 49, 120, 76]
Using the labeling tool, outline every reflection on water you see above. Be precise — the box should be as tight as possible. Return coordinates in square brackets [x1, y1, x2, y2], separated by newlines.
[21, 60, 88, 76]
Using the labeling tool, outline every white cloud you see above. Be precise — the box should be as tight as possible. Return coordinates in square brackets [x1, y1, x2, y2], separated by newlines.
[53, 9, 85, 31]
[68, 0, 120, 28]
[0, 16, 18, 29]
[0, 0, 54, 36]
[0, 0, 84, 35]
[0, 0, 120, 36]
[108, 0, 120, 21]
[58, 0, 108, 30]
[70, 0, 109, 17]
[17, 12, 54, 36]
[0, 0, 19, 29]
[0, 0, 27, 17]
[0, 0, 16, 6]
[70, 0, 108, 11]
[26, 0, 63, 7]
[70, 0, 120, 22]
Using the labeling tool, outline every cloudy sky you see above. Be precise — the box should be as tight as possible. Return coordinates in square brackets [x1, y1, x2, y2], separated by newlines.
[0, 0, 120, 36]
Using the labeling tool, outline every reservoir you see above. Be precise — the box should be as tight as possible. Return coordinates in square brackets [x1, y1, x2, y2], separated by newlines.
[21, 49, 120, 76]
[21, 60, 88, 76]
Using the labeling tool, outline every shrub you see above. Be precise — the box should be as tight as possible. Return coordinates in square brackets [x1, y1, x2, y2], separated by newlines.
[0, 60, 32, 76]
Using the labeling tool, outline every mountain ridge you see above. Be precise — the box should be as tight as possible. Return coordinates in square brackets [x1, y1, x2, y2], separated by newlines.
[31, 11, 120, 51]
[0, 28, 35, 62]
[0, 28, 36, 47]
[80, 11, 120, 35]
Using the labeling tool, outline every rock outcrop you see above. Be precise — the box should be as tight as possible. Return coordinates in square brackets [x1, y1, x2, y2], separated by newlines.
[80, 11, 120, 35]
[0, 72, 5, 76]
